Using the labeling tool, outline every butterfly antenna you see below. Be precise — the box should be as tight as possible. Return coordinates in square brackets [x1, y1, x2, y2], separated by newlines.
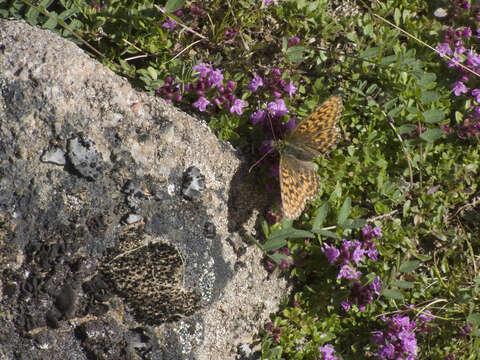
[248, 147, 274, 173]
[249, 113, 279, 173]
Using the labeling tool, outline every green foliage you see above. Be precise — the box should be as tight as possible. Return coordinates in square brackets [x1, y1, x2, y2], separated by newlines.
[2, 0, 480, 358]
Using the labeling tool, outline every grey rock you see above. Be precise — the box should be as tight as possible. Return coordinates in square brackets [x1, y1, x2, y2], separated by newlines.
[124, 213, 143, 224]
[41, 147, 66, 165]
[182, 166, 205, 200]
[0, 19, 290, 360]
[67, 134, 104, 181]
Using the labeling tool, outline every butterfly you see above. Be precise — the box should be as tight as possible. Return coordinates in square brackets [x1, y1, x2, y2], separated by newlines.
[276, 95, 343, 220]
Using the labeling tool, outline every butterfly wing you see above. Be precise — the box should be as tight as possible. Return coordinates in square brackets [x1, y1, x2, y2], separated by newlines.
[279, 153, 319, 220]
[287, 95, 342, 157]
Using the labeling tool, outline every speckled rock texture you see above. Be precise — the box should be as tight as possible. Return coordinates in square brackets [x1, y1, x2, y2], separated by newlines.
[0, 19, 290, 360]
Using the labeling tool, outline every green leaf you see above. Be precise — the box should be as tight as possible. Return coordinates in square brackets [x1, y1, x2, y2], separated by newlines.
[359, 47, 379, 59]
[392, 280, 414, 289]
[420, 91, 440, 103]
[403, 200, 411, 217]
[339, 218, 366, 229]
[417, 73, 436, 88]
[467, 313, 480, 326]
[262, 237, 287, 252]
[312, 229, 339, 239]
[165, 0, 185, 12]
[263, 227, 315, 252]
[381, 289, 404, 300]
[422, 109, 444, 123]
[312, 204, 328, 231]
[267, 253, 289, 265]
[25, 6, 40, 25]
[398, 124, 416, 134]
[399, 260, 421, 273]
[338, 197, 351, 224]
[42, 14, 58, 30]
[286, 46, 305, 63]
[393, 8, 401, 25]
[247, 234, 264, 251]
[147, 66, 158, 81]
[420, 128, 444, 142]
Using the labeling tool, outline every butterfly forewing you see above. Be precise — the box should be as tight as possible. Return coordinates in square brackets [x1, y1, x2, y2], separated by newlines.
[288, 96, 342, 156]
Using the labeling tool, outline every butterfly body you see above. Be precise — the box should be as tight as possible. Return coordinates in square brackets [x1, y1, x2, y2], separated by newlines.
[277, 96, 342, 220]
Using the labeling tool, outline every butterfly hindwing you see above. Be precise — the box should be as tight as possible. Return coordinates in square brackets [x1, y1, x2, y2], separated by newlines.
[279, 153, 319, 220]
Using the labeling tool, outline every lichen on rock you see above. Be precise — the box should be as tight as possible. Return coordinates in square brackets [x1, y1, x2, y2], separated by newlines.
[101, 224, 201, 324]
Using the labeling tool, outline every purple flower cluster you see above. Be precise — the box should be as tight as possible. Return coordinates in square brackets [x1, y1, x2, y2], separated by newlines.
[321, 237, 379, 279]
[91, 1, 107, 11]
[417, 310, 434, 335]
[435, 2, 480, 137]
[266, 322, 283, 342]
[156, 62, 247, 115]
[371, 314, 419, 360]
[321, 225, 382, 311]
[341, 276, 382, 311]
[362, 224, 383, 241]
[189, 63, 247, 114]
[162, 8, 184, 31]
[247, 70, 298, 198]
[249, 68, 297, 99]
[318, 344, 340, 360]
[155, 77, 182, 103]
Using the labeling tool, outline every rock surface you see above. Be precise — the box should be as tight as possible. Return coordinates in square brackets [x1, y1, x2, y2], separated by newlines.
[0, 19, 290, 360]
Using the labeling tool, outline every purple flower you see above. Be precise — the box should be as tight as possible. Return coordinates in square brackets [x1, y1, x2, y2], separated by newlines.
[341, 301, 351, 311]
[442, 124, 452, 134]
[351, 241, 366, 265]
[371, 275, 382, 295]
[347, 281, 374, 311]
[208, 69, 224, 87]
[193, 96, 210, 112]
[452, 81, 468, 96]
[373, 226, 382, 239]
[264, 0, 273, 6]
[162, 17, 178, 30]
[230, 99, 247, 115]
[284, 81, 297, 98]
[365, 241, 378, 261]
[287, 36, 300, 47]
[447, 54, 462, 68]
[248, 74, 264, 92]
[285, 117, 296, 132]
[338, 264, 361, 280]
[267, 99, 289, 117]
[419, 310, 434, 324]
[472, 89, 480, 103]
[371, 315, 418, 359]
[193, 63, 211, 78]
[321, 243, 340, 264]
[466, 51, 480, 67]
[251, 109, 266, 125]
[318, 344, 340, 360]
[223, 26, 238, 41]
[455, 45, 466, 55]
[463, 27, 472, 37]
[436, 43, 453, 58]
[362, 224, 382, 240]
